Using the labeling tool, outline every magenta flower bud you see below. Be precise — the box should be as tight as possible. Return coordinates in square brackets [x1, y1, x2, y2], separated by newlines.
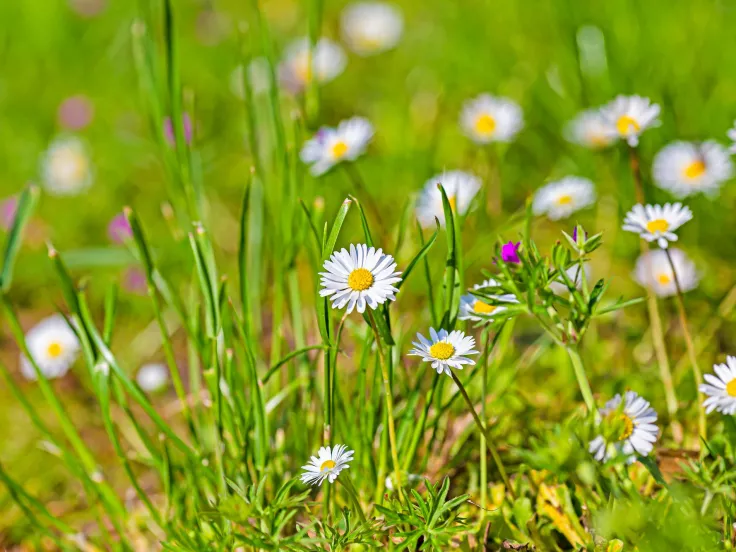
[58, 95, 94, 130]
[123, 267, 147, 295]
[572, 226, 588, 242]
[164, 114, 193, 146]
[108, 213, 132, 244]
[0, 196, 18, 231]
[500, 241, 521, 264]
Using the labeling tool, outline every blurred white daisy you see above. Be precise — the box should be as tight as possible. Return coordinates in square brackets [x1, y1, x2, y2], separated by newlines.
[136, 362, 169, 392]
[622, 203, 692, 249]
[415, 170, 481, 228]
[340, 2, 403, 56]
[701, 356, 736, 415]
[300, 117, 374, 176]
[549, 263, 591, 295]
[652, 141, 733, 198]
[320, 243, 401, 314]
[41, 136, 93, 195]
[532, 176, 596, 220]
[589, 391, 659, 463]
[21, 314, 80, 381]
[633, 248, 699, 298]
[279, 38, 346, 93]
[564, 109, 615, 149]
[727, 121, 736, 153]
[459, 279, 518, 323]
[409, 328, 479, 376]
[460, 94, 524, 144]
[300, 444, 354, 486]
[599, 95, 660, 147]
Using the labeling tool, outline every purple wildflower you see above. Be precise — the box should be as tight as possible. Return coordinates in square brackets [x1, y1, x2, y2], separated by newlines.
[500, 241, 521, 264]
[108, 213, 132, 244]
[58, 95, 94, 130]
[164, 114, 193, 146]
[0, 196, 18, 231]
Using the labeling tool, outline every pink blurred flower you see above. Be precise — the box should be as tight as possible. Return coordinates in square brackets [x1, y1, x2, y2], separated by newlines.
[164, 114, 193, 146]
[108, 213, 132, 244]
[58, 95, 94, 130]
[68, 0, 107, 17]
[0, 196, 18, 231]
[500, 241, 521, 264]
[123, 267, 147, 295]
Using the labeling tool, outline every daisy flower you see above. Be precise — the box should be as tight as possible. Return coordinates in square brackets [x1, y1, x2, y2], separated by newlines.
[459, 279, 518, 323]
[652, 141, 733, 198]
[622, 203, 692, 248]
[300, 117, 373, 176]
[409, 328, 479, 376]
[633, 248, 699, 298]
[415, 170, 481, 228]
[728, 121, 736, 153]
[41, 136, 93, 196]
[136, 363, 169, 392]
[701, 356, 736, 415]
[532, 176, 596, 220]
[599, 95, 660, 147]
[588, 391, 659, 463]
[460, 94, 523, 144]
[564, 109, 615, 149]
[320, 243, 401, 314]
[279, 38, 346, 93]
[340, 2, 403, 56]
[300, 444, 354, 486]
[21, 314, 80, 381]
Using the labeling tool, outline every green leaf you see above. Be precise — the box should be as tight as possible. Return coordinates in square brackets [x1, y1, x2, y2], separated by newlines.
[0, 185, 39, 293]
[638, 455, 668, 487]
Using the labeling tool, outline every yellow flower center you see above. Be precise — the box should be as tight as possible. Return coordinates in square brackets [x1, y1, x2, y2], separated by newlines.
[683, 160, 706, 180]
[319, 460, 336, 471]
[645, 219, 669, 233]
[355, 34, 383, 50]
[47, 342, 63, 358]
[448, 195, 457, 211]
[474, 113, 496, 136]
[473, 300, 496, 314]
[347, 268, 374, 291]
[294, 54, 313, 83]
[429, 341, 455, 360]
[726, 379, 736, 397]
[588, 134, 609, 148]
[606, 412, 634, 441]
[616, 115, 640, 135]
[557, 194, 573, 205]
[656, 273, 671, 285]
[331, 141, 349, 159]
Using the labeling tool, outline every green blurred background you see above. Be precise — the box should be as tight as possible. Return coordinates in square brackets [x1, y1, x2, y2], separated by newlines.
[2, 0, 736, 544]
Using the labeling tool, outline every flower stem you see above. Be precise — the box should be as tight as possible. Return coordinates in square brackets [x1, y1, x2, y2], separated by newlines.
[480, 328, 490, 511]
[367, 311, 403, 492]
[448, 370, 515, 499]
[629, 145, 682, 441]
[663, 248, 706, 442]
[565, 346, 596, 414]
[338, 477, 368, 523]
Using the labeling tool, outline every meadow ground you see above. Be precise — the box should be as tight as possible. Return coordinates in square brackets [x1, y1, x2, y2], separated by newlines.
[1, 0, 736, 550]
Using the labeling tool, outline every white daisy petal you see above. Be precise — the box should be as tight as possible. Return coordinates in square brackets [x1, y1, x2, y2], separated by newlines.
[622, 203, 692, 249]
[408, 327, 480, 376]
[599, 95, 660, 146]
[301, 117, 373, 176]
[340, 2, 403, 56]
[20, 314, 80, 381]
[279, 38, 346, 93]
[532, 176, 596, 221]
[588, 391, 659, 464]
[653, 141, 733, 198]
[415, 170, 482, 228]
[633, 247, 698, 298]
[460, 94, 523, 144]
